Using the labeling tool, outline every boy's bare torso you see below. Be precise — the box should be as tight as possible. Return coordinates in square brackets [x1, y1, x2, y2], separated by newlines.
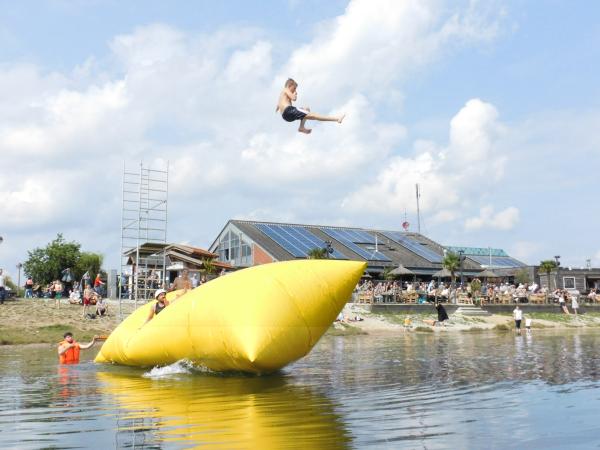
[276, 87, 296, 113]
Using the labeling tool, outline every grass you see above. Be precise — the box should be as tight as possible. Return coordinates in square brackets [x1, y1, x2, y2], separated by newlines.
[0, 324, 100, 345]
[414, 326, 434, 333]
[493, 323, 511, 331]
[527, 312, 576, 323]
[464, 327, 485, 332]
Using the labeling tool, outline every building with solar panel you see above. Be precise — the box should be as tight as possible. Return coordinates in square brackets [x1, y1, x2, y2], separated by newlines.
[208, 220, 529, 280]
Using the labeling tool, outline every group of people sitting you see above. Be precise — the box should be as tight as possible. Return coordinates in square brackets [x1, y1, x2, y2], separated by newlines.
[355, 277, 596, 306]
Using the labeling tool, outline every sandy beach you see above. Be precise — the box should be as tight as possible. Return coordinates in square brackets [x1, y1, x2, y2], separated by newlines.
[0, 298, 136, 345]
[332, 303, 600, 335]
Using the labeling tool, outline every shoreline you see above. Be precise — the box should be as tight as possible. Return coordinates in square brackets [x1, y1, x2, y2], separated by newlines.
[331, 303, 600, 335]
[2, 299, 599, 346]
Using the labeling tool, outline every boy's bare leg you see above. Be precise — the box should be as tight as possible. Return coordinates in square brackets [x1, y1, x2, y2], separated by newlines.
[306, 112, 345, 123]
[298, 117, 312, 134]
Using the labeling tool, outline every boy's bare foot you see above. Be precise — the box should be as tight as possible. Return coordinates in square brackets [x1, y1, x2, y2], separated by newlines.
[337, 114, 346, 124]
[299, 127, 312, 134]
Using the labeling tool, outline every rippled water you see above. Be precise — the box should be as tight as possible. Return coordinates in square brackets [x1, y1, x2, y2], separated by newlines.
[2, 331, 600, 449]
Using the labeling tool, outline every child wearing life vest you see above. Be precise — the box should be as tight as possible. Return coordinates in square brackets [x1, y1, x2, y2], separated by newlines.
[57, 332, 101, 364]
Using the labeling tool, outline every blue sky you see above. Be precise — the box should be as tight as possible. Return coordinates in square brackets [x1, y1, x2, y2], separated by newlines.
[1, 0, 599, 277]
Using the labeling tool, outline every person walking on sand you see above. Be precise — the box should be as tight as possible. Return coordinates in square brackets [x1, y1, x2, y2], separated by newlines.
[435, 302, 449, 324]
[571, 294, 579, 318]
[276, 78, 345, 134]
[560, 292, 571, 314]
[57, 332, 102, 364]
[513, 305, 523, 335]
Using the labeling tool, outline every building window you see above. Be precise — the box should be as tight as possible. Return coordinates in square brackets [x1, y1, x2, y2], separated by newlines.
[563, 277, 575, 289]
[217, 229, 252, 266]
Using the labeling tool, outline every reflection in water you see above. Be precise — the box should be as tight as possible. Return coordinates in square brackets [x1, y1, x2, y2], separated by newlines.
[97, 370, 350, 449]
[2, 331, 600, 449]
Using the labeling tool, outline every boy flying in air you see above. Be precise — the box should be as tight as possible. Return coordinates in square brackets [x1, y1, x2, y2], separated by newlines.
[276, 78, 345, 134]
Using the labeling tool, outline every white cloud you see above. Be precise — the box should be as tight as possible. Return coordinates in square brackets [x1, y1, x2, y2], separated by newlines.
[465, 205, 520, 231]
[278, 0, 502, 107]
[509, 241, 542, 263]
[341, 98, 506, 221]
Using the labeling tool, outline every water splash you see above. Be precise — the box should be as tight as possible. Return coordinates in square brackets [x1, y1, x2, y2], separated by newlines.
[142, 360, 194, 378]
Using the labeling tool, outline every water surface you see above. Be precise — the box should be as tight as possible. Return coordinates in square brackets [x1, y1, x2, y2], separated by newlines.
[2, 330, 600, 449]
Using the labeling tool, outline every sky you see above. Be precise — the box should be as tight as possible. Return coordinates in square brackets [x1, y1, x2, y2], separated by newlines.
[1, 0, 599, 279]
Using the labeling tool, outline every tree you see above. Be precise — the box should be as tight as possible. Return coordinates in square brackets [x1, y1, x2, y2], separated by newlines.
[23, 234, 80, 284]
[470, 278, 482, 304]
[202, 258, 216, 276]
[307, 248, 328, 259]
[514, 268, 531, 285]
[23, 234, 103, 285]
[442, 252, 460, 286]
[74, 252, 103, 283]
[539, 260, 557, 289]
[382, 266, 395, 281]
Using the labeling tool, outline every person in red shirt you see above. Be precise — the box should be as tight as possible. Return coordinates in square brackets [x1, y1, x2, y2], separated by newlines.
[93, 274, 104, 288]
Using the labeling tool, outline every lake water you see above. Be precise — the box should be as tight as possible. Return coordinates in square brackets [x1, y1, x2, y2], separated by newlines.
[2, 330, 600, 449]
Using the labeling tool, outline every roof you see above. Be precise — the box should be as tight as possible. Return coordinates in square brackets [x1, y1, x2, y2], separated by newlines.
[219, 219, 486, 270]
[445, 246, 508, 257]
[165, 246, 231, 270]
[124, 242, 217, 259]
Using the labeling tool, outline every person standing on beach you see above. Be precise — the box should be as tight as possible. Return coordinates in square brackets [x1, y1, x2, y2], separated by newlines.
[57, 332, 101, 364]
[525, 316, 532, 335]
[276, 78, 345, 134]
[54, 280, 63, 309]
[0, 269, 5, 304]
[82, 284, 93, 317]
[25, 277, 34, 298]
[513, 305, 523, 334]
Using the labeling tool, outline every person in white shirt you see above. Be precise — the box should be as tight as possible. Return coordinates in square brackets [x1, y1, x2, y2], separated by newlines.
[525, 317, 532, 334]
[571, 295, 579, 318]
[513, 305, 523, 334]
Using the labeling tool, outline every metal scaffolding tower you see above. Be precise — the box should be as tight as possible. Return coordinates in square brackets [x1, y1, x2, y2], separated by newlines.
[119, 161, 169, 316]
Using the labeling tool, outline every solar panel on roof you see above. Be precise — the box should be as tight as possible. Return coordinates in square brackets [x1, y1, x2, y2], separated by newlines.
[255, 224, 347, 259]
[320, 228, 390, 261]
[469, 255, 525, 268]
[382, 231, 443, 263]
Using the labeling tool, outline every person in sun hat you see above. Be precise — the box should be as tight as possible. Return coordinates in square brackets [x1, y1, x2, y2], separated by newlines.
[141, 289, 170, 327]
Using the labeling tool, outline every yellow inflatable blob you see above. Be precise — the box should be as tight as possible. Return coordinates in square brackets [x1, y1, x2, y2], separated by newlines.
[95, 260, 366, 373]
[97, 370, 351, 449]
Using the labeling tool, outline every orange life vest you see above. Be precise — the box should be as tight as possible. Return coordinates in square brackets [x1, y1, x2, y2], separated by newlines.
[59, 340, 81, 364]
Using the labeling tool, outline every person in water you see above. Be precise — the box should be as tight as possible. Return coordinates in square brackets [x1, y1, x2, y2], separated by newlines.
[142, 288, 170, 326]
[276, 78, 345, 134]
[57, 332, 101, 364]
